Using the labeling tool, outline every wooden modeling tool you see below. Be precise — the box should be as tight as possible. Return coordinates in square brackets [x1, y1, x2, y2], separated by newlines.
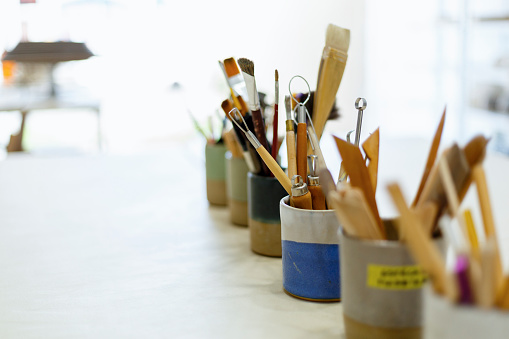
[328, 189, 383, 240]
[387, 183, 456, 300]
[334, 136, 385, 237]
[290, 175, 313, 210]
[313, 24, 350, 140]
[285, 95, 297, 180]
[336, 130, 354, 186]
[362, 127, 380, 193]
[458, 135, 490, 201]
[307, 155, 326, 210]
[463, 209, 480, 261]
[271, 70, 279, 160]
[238, 58, 271, 176]
[229, 108, 291, 194]
[415, 144, 470, 232]
[412, 108, 446, 207]
[223, 129, 244, 158]
[472, 165, 505, 303]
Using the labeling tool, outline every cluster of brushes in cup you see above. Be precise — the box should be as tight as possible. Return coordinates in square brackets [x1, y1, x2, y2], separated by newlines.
[215, 23, 351, 211]
[328, 106, 509, 310]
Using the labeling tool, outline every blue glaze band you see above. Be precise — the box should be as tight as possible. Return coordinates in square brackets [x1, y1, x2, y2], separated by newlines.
[282, 240, 341, 300]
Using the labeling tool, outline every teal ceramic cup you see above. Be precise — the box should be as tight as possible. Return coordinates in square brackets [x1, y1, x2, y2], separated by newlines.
[205, 143, 227, 206]
[225, 152, 249, 226]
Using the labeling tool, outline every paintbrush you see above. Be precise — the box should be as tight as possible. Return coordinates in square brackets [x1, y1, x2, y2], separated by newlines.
[296, 103, 308, 180]
[238, 57, 271, 176]
[271, 69, 279, 160]
[229, 108, 291, 194]
[221, 99, 260, 173]
[223, 57, 249, 102]
[313, 24, 350, 140]
[284, 95, 297, 180]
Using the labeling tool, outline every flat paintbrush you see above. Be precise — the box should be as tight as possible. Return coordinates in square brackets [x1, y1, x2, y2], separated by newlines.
[238, 57, 271, 176]
[313, 24, 350, 140]
[224, 57, 249, 102]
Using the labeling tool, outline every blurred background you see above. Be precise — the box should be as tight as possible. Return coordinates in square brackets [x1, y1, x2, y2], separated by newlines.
[0, 0, 508, 160]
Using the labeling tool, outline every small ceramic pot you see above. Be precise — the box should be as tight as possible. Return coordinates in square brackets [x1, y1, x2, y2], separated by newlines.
[280, 196, 340, 301]
[205, 143, 227, 206]
[248, 172, 287, 257]
[225, 152, 248, 226]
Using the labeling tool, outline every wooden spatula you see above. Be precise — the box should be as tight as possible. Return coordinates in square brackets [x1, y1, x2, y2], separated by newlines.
[362, 128, 380, 194]
[334, 136, 384, 237]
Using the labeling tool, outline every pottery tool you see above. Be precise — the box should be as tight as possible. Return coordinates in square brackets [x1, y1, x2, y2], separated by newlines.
[415, 144, 470, 232]
[472, 165, 505, 302]
[463, 209, 480, 261]
[272, 70, 279, 160]
[334, 136, 385, 237]
[223, 129, 244, 158]
[362, 128, 380, 193]
[387, 183, 456, 300]
[229, 108, 291, 194]
[296, 102, 308, 180]
[458, 135, 490, 201]
[479, 237, 498, 308]
[328, 188, 383, 240]
[307, 155, 326, 210]
[238, 58, 271, 176]
[412, 108, 446, 207]
[285, 95, 297, 180]
[223, 57, 249, 101]
[336, 130, 354, 186]
[290, 175, 313, 210]
[313, 24, 350, 140]
[353, 98, 367, 146]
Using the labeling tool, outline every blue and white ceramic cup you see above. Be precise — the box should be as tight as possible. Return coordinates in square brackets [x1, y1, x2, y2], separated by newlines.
[280, 196, 341, 301]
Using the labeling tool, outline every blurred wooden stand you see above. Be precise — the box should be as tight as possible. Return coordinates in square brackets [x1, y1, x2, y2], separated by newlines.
[1, 41, 99, 152]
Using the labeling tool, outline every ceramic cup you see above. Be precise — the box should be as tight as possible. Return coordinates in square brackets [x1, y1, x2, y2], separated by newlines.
[205, 143, 227, 206]
[279, 196, 341, 301]
[423, 286, 509, 339]
[341, 225, 425, 339]
[225, 152, 249, 226]
[248, 172, 287, 257]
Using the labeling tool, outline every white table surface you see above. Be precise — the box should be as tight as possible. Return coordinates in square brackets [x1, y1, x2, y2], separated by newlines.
[0, 138, 507, 338]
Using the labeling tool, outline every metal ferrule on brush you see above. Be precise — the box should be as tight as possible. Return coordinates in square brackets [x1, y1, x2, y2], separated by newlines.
[285, 120, 294, 131]
[322, 46, 348, 63]
[242, 72, 260, 111]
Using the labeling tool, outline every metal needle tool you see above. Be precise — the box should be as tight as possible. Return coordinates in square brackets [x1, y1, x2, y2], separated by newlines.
[354, 98, 367, 146]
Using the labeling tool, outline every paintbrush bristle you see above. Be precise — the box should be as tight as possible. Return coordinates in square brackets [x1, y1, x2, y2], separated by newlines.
[275, 69, 278, 81]
[224, 57, 240, 78]
[325, 24, 350, 52]
[221, 99, 234, 118]
[238, 58, 254, 76]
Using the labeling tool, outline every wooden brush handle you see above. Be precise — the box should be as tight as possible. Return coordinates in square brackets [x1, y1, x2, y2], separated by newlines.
[286, 129, 297, 180]
[255, 145, 291, 194]
[308, 185, 326, 210]
[251, 109, 271, 176]
[296, 123, 308, 180]
[290, 191, 313, 210]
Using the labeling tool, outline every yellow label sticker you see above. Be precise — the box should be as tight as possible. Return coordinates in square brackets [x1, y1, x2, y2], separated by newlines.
[367, 264, 427, 290]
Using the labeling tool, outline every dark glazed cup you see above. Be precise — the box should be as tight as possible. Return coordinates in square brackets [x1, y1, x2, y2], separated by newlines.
[248, 172, 287, 257]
